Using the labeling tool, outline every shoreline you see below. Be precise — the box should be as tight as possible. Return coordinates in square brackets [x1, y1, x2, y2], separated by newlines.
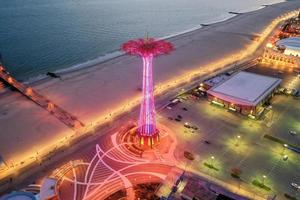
[4, 1, 285, 87]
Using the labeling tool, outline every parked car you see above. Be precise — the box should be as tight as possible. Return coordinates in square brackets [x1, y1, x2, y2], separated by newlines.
[184, 151, 195, 161]
[204, 140, 211, 145]
[175, 118, 181, 122]
[289, 130, 297, 136]
[184, 122, 191, 128]
[291, 183, 300, 190]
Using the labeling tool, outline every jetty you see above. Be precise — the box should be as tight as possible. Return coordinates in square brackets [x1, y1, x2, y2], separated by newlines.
[0, 64, 84, 130]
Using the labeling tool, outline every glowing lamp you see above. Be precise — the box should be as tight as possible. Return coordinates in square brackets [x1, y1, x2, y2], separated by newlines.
[26, 87, 33, 96]
[7, 77, 13, 84]
[266, 43, 273, 48]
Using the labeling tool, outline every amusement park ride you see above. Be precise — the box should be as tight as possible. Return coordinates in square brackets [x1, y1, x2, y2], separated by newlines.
[122, 37, 174, 147]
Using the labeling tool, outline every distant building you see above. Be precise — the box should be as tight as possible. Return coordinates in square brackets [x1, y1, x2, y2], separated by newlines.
[280, 12, 300, 38]
[262, 37, 300, 69]
[276, 37, 300, 57]
[40, 177, 59, 200]
[180, 178, 217, 200]
[207, 71, 281, 117]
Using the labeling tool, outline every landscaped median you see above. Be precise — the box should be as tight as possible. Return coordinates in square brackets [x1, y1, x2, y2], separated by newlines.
[264, 134, 300, 154]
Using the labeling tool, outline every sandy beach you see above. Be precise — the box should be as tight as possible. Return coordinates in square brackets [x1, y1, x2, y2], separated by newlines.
[0, 0, 300, 176]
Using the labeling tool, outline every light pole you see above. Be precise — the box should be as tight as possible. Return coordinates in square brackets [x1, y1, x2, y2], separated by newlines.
[235, 135, 241, 147]
[210, 156, 215, 167]
[282, 144, 288, 155]
[262, 175, 267, 185]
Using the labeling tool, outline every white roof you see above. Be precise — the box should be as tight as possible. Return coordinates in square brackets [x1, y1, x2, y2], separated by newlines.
[39, 177, 57, 200]
[207, 71, 282, 106]
[276, 37, 300, 54]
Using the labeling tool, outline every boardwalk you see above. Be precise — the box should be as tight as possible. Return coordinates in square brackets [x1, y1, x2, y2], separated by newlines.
[0, 64, 84, 130]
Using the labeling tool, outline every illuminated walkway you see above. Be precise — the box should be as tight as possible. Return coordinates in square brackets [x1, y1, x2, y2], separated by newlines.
[55, 127, 176, 200]
[0, 65, 84, 130]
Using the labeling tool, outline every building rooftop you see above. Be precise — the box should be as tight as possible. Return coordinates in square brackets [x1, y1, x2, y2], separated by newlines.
[276, 37, 300, 56]
[204, 74, 230, 87]
[207, 71, 282, 106]
[40, 177, 57, 200]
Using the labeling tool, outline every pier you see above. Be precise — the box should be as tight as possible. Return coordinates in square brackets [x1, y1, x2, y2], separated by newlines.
[0, 64, 84, 130]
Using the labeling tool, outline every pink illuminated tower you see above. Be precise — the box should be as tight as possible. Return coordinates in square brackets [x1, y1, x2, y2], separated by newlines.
[122, 37, 173, 147]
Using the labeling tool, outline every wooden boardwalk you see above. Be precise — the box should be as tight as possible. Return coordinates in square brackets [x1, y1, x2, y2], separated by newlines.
[0, 64, 84, 130]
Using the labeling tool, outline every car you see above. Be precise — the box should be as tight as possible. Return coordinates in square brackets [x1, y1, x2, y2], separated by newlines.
[266, 105, 272, 110]
[175, 118, 181, 122]
[289, 89, 297, 96]
[291, 89, 298, 96]
[291, 183, 300, 190]
[184, 151, 195, 161]
[289, 130, 297, 135]
[184, 122, 191, 128]
[278, 87, 285, 93]
[286, 89, 293, 95]
[204, 140, 211, 144]
[182, 107, 188, 111]
[177, 115, 182, 119]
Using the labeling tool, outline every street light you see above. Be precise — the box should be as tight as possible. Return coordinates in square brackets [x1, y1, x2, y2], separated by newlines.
[210, 156, 215, 166]
[282, 143, 288, 155]
[262, 175, 267, 185]
[235, 135, 241, 147]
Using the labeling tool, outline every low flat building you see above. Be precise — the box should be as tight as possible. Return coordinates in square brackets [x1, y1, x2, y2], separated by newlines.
[180, 178, 217, 200]
[207, 71, 282, 117]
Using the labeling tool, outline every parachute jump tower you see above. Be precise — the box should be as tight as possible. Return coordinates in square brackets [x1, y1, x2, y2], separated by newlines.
[121, 37, 173, 147]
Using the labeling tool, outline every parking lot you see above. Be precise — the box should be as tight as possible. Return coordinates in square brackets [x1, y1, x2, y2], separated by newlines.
[158, 65, 300, 199]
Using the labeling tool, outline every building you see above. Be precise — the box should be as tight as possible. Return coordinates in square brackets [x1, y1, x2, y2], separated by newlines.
[276, 37, 300, 57]
[180, 178, 217, 200]
[262, 37, 300, 69]
[280, 12, 300, 38]
[40, 177, 59, 200]
[207, 71, 282, 117]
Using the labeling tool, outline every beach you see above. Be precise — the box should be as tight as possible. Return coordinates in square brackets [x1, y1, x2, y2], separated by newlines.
[0, 0, 300, 181]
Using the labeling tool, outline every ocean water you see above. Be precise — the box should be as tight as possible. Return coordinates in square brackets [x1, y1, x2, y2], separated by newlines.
[0, 0, 285, 81]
